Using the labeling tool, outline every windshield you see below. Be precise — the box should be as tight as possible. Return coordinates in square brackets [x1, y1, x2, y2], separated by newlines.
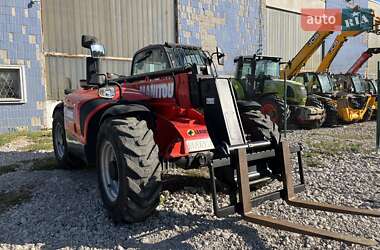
[237, 63, 252, 79]
[365, 79, 378, 94]
[165, 47, 210, 67]
[374, 81, 378, 92]
[317, 74, 334, 93]
[255, 60, 280, 79]
[352, 76, 366, 93]
[165, 47, 216, 76]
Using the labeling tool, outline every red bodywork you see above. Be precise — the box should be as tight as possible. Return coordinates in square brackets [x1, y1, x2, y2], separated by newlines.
[347, 48, 380, 74]
[64, 71, 213, 160]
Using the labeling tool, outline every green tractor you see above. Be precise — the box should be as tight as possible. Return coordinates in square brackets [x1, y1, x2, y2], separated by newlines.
[233, 55, 326, 129]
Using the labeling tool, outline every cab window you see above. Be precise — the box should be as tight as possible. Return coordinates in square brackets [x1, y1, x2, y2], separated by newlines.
[293, 76, 304, 84]
[236, 63, 252, 80]
[132, 48, 170, 75]
[303, 73, 321, 93]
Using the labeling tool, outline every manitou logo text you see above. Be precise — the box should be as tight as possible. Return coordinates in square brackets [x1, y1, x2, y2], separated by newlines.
[139, 82, 174, 99]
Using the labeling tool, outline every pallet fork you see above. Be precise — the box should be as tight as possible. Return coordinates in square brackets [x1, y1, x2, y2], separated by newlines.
[203, 78, 380, 246]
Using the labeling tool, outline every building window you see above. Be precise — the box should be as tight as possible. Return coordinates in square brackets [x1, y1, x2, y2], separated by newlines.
[0, 65, 26, 103]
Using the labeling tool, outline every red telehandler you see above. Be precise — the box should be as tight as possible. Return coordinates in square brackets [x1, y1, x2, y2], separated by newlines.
[52, 36, 380, 246]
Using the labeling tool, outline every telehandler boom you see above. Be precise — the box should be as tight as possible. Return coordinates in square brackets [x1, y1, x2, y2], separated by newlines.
[347, 47, 380, 74]
[281, 31, 333, 80]
[317, 11, 380, 73]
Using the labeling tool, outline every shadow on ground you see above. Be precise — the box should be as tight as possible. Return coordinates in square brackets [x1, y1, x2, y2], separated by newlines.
[0, 165, 270, 249]
[0, 151, 53, 167]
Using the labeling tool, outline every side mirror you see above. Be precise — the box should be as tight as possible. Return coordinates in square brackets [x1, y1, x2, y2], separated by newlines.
[90, 43, 105, 58]
[82, 35, 98, 49]
[81, 35, 106, 58]
[215, 47, 225, 66]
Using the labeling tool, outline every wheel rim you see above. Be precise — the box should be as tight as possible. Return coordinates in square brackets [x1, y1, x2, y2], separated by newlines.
[54, 123, 65, 159]
[261, 103, 279, 123]
[100, 141, 119, 202]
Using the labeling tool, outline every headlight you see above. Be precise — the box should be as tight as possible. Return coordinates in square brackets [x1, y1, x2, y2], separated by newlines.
[98, 86, 116, 99]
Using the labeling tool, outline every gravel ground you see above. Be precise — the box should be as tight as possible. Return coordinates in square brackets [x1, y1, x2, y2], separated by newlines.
[0, 122, 379, 249]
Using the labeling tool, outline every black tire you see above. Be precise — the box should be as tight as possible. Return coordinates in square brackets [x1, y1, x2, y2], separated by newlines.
[240, 110, 280, 145]
[306, 95, 324, 109]
[52, 111, 79, 169]
[97, 117, 161, 223]
[323, 101, 338, 127]
[259, 95, 289, 130]
[363, 107, 373, 122]
[215, 110, 280, 188]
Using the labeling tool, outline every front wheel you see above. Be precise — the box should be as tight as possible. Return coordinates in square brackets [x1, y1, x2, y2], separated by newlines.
[52, 111, 78, 169]
[97, 117, 161, 223]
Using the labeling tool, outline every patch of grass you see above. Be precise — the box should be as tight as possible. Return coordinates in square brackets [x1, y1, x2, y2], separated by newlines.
[20, 130, 53, 152]
[304, 139, 368, 155]
[0, 131, 24, 147]
[0, 164, 18, 176]
[0, 189, 32, 215]
[302, 151, 320, 158]
[0, 129, 53, 151]
[21, 140, 53, 152]
[30, 158, 57, 171]
[348, 143, 361, 153]
[304, 158, 320, 168]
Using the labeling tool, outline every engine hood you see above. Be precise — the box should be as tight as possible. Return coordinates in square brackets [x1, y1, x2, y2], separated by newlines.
[262, 78, 308, 106]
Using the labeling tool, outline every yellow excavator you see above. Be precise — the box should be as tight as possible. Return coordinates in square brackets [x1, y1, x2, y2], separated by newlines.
[337, 48, 380, 120]
[286, 9, 380, 123]
[317, 13, 380, 122]
[280, 30, 339, 126]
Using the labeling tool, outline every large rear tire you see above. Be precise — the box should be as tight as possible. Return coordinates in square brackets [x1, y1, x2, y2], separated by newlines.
[215, 110, 280, 188]
[97, 117, 161, 223]
[240, 110, 280, 145]
[259, 95, 288, 130]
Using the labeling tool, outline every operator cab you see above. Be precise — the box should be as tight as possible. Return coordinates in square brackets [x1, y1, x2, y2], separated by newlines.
[233, 55, 282, 99]
[333, 74, 367, 94]
[131, 43, 221, 77]
[234, 55, 281, 81]
[294, 72, 334, 94]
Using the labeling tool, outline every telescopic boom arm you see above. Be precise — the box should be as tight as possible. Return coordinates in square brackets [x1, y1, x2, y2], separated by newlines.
[346, 47, 380, 74]
[316, 14, 380, 73]
[281, 31, 333, 79]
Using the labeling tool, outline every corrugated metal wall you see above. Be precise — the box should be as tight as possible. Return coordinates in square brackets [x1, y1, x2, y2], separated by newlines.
[265, 7, 322, 72]
[41, 0, 176, 100]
